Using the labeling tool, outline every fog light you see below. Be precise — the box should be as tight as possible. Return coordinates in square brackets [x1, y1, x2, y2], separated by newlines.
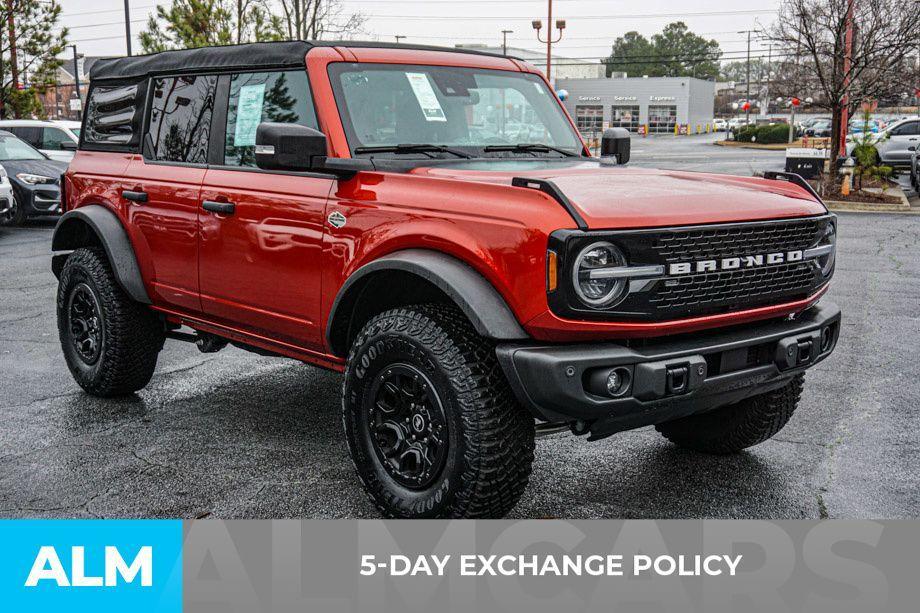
[606, 367, 631, 397]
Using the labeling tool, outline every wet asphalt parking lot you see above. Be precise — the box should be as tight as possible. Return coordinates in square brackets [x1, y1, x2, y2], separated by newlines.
[1, 134, 918, 519]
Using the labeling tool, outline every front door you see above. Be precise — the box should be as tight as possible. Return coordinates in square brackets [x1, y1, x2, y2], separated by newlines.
[198, 69, 333, 350]
[123, 74, 218, 312]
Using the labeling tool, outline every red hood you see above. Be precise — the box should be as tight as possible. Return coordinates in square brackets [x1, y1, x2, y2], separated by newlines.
[414, 162, 826, 229]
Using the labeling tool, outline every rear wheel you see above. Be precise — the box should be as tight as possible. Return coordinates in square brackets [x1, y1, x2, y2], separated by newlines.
[342, 304, 535, 518]
[57, 247, 164, 396]
[655, 375, 804, 454]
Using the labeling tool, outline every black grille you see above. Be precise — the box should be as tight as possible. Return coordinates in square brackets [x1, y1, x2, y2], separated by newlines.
[550, 215, 833, 321]
[649, 262, 816, 311]
[650, 219, 824, 264]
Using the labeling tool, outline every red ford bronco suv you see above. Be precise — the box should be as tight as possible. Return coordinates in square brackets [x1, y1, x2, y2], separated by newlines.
[53, 41, 839, 518]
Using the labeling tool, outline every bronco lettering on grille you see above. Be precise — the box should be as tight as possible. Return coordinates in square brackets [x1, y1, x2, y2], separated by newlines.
[668, 250, 804, 275]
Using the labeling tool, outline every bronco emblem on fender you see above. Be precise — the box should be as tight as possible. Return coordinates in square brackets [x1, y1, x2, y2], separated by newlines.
[328, 211, 347, 228]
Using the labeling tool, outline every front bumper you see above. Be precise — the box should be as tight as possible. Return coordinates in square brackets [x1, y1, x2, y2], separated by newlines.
[497, 302, 840, 440]
[11, 182, 62, 217]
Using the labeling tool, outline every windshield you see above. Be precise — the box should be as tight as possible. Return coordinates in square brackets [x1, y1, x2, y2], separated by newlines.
[328, 63, 583, 157]
[0, 135, 45, 161]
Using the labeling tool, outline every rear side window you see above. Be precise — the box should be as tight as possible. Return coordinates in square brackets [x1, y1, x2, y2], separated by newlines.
[146, 75, 218, 164]
[223, 70, 317, 167]
[8, 126, 41, 147]
[83, 82, 145, 149]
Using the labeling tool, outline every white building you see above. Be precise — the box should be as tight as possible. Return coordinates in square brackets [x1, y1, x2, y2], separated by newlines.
[454, 45, 606, 81]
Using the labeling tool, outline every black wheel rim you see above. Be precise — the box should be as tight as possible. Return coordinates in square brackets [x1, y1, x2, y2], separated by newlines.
[67, 283, 103, 365]
[365, 363, 448, 489]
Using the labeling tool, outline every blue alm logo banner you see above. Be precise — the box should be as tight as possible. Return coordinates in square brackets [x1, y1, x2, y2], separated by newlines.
[0, 520, 182, 612]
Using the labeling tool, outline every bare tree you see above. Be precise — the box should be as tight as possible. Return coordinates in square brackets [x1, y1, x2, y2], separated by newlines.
[269, 0, 365, 40]
[766, 0, 920, 159]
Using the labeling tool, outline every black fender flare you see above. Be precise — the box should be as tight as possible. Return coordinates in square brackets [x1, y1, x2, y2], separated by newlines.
[51, 205, 151, 304]
[326, 249, 528, 355]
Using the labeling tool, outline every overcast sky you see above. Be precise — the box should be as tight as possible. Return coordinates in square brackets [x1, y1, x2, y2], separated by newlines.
[60, 0, 784, 65]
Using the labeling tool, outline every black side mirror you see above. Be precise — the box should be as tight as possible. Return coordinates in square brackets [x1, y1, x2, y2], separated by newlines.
[909, 146, 916, 152]
[60, 140, 78, 151]
[600, 127, 630, 165]
[255, 122, 327, 172]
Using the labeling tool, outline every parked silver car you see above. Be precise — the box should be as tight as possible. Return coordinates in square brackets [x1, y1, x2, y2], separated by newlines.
[847, 117, 920, 170]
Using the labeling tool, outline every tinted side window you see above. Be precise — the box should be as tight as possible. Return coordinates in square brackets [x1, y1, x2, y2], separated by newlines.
[892, 122, 920, 136]
[146, 75, 218, 164]
[9, 126, 41, 147]
[84, 82, 145, 149]
[41, 128, 72, 150]
[224, 70, 317, 167]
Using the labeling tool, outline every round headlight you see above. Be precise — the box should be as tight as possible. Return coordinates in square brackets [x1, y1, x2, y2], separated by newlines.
[819, 222, 836, 276]
[572, 241, 628, 308]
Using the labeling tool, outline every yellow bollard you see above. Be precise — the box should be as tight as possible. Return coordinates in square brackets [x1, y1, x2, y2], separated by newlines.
[674, 123, 679, 136]
[841, 174, 851, 197]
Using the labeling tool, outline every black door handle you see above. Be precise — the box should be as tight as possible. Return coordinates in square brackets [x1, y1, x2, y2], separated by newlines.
[202, 200, 236, 215]
[123, 190, 148, 203]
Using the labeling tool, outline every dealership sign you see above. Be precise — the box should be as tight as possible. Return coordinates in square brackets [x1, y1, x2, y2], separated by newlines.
[650, 96, 677, 102]
[578, 96, 601, 101]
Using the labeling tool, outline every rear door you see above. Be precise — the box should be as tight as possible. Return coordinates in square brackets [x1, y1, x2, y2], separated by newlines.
[198, 69, 333, 350]
[878, 120, 920, 165]
[122, 74, 218, 312]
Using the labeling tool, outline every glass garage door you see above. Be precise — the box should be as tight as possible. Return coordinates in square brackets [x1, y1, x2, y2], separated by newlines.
[611, 105, 640, 132]
[575, 105, 604, 138]
[648, 105, 677, 133]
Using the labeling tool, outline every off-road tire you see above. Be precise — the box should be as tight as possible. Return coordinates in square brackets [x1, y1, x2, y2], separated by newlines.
[342, 304, 535, 518]
[57, 247, 164, 397]
[655, 375, 805, 454]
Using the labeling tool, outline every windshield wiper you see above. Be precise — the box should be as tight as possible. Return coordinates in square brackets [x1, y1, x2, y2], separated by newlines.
[482, 143, 579, 157]
[353, 144, 473, 159]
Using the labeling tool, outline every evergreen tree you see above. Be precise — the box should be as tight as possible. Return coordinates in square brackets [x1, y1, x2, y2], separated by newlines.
[0, 0, 68, 118]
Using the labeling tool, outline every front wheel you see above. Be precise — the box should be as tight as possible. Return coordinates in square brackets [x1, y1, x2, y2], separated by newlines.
[0, 192, 25, 226]
[655, 375, 804, 454]
[342, 304, 535, 518]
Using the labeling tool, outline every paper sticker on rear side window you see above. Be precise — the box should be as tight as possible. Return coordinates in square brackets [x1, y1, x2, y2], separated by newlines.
[233, 83, 266, 146]
[405, 73, 447, 122]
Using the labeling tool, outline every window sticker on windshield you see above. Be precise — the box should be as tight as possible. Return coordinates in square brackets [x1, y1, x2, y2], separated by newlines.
[405, 73, 447, 122]
[233, 83, 267, 146]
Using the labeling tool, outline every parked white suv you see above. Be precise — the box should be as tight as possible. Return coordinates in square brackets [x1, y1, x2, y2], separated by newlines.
[0, 164, 13, 219]
[0, 120, 80, 162]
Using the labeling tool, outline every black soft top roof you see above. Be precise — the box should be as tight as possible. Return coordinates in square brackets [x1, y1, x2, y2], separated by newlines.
[89, 40, 517, 82]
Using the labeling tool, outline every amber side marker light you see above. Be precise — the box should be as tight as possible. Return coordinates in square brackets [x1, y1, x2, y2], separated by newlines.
[547, 250, 558, 292]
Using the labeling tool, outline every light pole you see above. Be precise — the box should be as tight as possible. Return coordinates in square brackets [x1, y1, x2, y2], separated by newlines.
[501, 29, 513, 55]
[532, 0, 565, 83]
[70, 44, 81, 106]
[124, 0, 132, 56]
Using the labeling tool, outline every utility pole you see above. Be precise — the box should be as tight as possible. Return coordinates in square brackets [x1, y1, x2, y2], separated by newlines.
[124, 0, 132, 56]
[532, 0, 565, 84]
[739, 30, 754, 125]
[71, 45, 81, 106]
[501, 29, 513, 55]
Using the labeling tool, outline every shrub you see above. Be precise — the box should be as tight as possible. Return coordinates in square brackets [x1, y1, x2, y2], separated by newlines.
[733, 123, 790, 144]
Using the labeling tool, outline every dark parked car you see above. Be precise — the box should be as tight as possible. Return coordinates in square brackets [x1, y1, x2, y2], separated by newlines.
[0, 130, 67, 226]
[804, 118, 832, 138]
